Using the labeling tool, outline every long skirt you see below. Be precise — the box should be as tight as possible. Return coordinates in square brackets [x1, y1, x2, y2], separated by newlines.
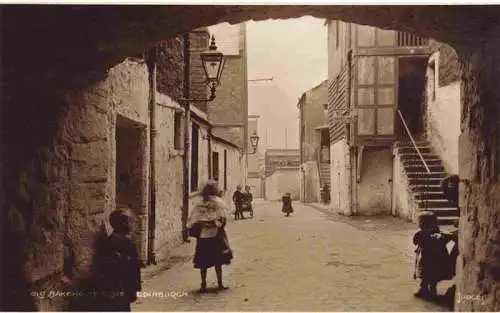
[193, 230, 232, 269]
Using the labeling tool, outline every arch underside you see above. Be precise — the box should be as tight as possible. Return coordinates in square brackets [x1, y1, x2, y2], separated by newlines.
[2, 5, 499, 89]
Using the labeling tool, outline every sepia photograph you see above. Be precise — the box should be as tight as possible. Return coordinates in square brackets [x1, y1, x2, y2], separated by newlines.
[1, 2, 499, 312]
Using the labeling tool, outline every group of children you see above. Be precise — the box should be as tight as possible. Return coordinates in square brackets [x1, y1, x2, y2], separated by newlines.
[86, 174, 458, 310]
[232, 185, 253, 220]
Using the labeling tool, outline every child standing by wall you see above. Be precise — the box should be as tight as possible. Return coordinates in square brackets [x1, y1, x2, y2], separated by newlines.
[93, 208, 142, 311]
[413, 211, 453, 299]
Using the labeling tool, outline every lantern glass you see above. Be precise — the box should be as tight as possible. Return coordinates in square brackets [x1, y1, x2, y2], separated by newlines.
[201, 36, 224, 83]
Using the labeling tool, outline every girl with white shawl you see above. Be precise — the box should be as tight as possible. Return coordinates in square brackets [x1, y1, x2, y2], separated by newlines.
[187, 180, 233, 292]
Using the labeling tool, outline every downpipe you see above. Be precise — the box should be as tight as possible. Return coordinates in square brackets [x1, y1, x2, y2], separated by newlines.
[146, 47, 157, 265]
[181, 33, 191, 242]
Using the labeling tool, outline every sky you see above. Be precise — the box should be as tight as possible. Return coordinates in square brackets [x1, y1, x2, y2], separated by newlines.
[247, 17, 328, 151]
[210, 17, 328, 152]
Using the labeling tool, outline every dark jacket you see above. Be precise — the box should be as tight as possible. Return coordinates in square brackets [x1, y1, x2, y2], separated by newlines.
[282, 195, 293, 213]
[94, 233, 142, 309]
[413, 229, 453, 282]
[242, 192, 253, 204]
[232, 190, 244, 205]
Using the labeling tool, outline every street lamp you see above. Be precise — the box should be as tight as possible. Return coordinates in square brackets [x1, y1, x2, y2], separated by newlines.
[181, 35, 225, 242]
[249, 130, 260, 154]
[200, 35, 225, 101]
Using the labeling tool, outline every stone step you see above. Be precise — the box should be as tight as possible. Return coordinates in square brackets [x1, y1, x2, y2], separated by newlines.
[396, 140, 431, 148]
[409, 178, 442, 186]
[437, 216, 459, 225]
[414, 192, 448, 200]
[396, 146, 434, 154]
[416, 199, 453, 208]
[404, 165, 445, 173]
[424, 207, 459, 216]
[403, 159, 443, 166]
[400, 154, 441, 162]
[407, 172, 446, 179]
[411, 185, 443, 192]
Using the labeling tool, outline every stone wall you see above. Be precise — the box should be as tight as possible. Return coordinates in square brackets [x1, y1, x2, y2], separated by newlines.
[300, 161, 320, 203]
[299, 81, 328, 162]
[455, 37, 500, 311]
[157, 36, 185, 101]
[428, 39, 461, 87]
[265, 168, 300, 201]
[330, 139, 350, 215]
[153, 93, 184, 261]
[1, 56, 191, 310]
[247, 177, 263, 199]
[425, 52, 461, 174]
[212, 139, 244, 210]
[6, 58, 152, 310]
[356, 148, 393, 216]
[392, 148, 419, 222]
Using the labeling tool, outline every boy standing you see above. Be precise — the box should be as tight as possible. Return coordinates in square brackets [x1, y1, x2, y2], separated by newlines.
[232, 185, 244, 220]
[94, 208, 142, 311]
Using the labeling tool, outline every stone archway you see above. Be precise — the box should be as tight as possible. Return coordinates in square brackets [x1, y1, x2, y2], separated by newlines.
[2, 5, 500, 311]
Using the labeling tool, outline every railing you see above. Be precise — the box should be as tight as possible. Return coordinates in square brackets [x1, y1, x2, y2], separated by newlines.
[397, 109, 430, 212]
[397, 32, 429, 47]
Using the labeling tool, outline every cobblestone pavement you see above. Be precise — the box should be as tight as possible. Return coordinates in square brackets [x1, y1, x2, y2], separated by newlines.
[134, 200, 451, 311]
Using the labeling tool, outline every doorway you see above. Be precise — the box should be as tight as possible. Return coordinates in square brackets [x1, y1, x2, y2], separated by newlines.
[115, 115, 148, 263]
[397, 57, 428, 139]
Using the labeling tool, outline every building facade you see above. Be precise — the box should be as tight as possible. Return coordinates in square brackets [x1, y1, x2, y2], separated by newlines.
[327, 20, 460, 224]
[298, 80, 330, 203]
[327, 20, 429, 217]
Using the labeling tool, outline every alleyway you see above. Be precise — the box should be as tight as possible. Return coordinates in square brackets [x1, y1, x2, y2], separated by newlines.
[134, 200, 450, 311]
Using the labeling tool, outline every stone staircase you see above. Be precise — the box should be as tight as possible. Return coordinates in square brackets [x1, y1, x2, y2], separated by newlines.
[319, 162, 331, 189]
[396, 140, 459, 225]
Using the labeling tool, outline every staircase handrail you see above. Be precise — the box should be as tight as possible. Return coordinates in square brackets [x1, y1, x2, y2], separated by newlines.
[397, 109, 431, 174]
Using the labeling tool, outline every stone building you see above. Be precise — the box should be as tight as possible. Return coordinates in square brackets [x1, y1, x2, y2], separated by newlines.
[325, 20, 460, 224]
[264, 149, 300, 200]
[0, 25, 245, 310]
[298, 80, 330, 203]
[205, 23, 249, 206]
[392, 40, 461, 222]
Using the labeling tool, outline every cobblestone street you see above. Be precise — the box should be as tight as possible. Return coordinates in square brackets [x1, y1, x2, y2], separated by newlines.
[134, 200, 450, 311]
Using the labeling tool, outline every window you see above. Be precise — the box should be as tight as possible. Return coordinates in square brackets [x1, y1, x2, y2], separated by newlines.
[223, 149, 228, 190]
[190, 123, 199, 192]
[174, 112, 182, 150]
[212, 151, 219, 181]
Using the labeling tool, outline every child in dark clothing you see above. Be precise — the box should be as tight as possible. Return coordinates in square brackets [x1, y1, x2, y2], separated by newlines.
[282, 192, 293, 217]
[413, 211, 454, 299]
[94, 208, 142, 311]
[232, 185, 245, 220]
